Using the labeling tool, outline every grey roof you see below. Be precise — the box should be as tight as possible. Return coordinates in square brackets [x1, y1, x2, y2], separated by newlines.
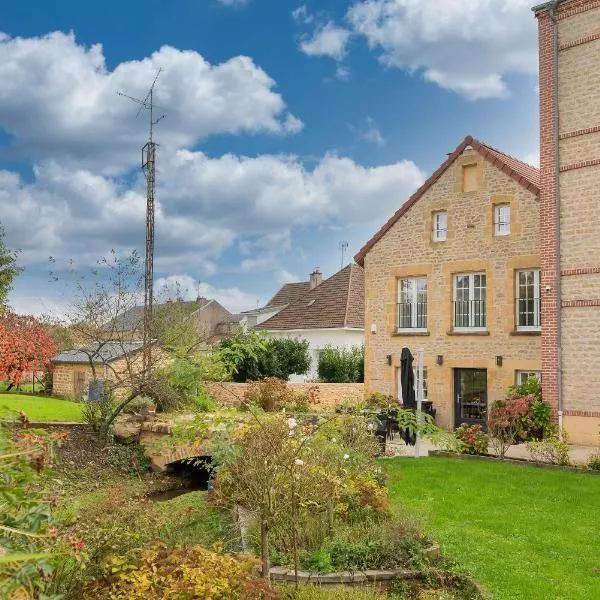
[51, 340, 151, 364]
[219, 313, 244, 324]
[109, 298, 212, 331]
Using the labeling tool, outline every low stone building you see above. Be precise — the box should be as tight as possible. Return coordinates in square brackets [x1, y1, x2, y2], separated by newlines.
[355, 136, 542, 431]
[51, 340, 163, 400]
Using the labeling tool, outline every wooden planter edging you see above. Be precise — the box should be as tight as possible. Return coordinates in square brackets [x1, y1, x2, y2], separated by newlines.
[1, 420, 87, 428]
[269, 567, 420, 584]
[429, 450, 600, 474]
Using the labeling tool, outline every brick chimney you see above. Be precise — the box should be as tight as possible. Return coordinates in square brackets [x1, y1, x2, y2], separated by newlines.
[310, 268, 322, 290]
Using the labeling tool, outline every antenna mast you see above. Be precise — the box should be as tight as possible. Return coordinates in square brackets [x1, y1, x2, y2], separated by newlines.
[338, 241, 349, 270]
[118, 69, 165, 372]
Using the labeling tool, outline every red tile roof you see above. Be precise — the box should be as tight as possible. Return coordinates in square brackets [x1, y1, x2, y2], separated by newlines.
[354, 135, 540, 266]
[266, 282, 312, 308]
[256, 264, 364, 330]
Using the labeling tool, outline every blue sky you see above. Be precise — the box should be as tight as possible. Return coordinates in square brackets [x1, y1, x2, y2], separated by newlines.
[1, 0, 540, 315]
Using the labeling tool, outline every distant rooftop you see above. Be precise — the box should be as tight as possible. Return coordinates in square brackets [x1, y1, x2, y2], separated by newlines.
[52, 340, 154, 364]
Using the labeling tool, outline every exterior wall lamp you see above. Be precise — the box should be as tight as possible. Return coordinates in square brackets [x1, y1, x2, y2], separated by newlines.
[386, 355, 393, 366]
[496, 355, 503, 367]
[436, 355, 443, 366]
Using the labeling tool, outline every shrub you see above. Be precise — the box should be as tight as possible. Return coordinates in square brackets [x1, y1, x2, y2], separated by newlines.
[455, 424, 488, 455]
[365, 392, 395, 409]
[526, 432, 570, 466]
[506, 377, 553, 440]
[299, 519, 426, 572]
[318, 345, 364, 383]
[88, 544, 278, 600]
[145, 373, 187, 412]
[219, 331, 310, 382]
[487, 395, 544, 458]
[82, 383, 116, 432]
[194, 390, 218, 412]
[244, 377, 296, 412]
[586, 452, 600, 471]
[123, 395, 154, 414]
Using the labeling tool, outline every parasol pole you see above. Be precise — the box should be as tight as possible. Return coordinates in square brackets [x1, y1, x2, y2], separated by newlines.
[415, 348, 425, 458]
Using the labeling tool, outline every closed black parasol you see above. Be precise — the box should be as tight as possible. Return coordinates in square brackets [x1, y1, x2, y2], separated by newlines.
[400, 347, 417, 446]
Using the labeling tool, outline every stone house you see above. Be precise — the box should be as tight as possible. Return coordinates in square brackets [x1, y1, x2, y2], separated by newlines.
[534, 0, 600, 445]
[254, 265, 365, 382]
[111, 297, 244, 346]
[355, 136, 542, 431]
[51, 340, 165, 400]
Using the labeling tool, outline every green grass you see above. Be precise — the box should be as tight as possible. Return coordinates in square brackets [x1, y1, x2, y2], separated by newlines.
[0, 394, 83, 422]
[384, 457, 600, 600]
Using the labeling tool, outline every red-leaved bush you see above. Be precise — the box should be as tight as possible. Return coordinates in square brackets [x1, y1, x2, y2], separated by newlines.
[487, 395, 535, 458]
[0, 313, 58, 384]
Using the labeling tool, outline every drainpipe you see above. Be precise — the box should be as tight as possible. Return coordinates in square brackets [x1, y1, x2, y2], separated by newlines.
[549, 1, 564, 433]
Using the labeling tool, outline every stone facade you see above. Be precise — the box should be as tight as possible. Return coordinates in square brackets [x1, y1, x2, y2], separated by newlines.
[52, 347, 167, 401]
[536, 0, 600, 445]
[204, 382, 365, 411]
[359, 145, 541, 430]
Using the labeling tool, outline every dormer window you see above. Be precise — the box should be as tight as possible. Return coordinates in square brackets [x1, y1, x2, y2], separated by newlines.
[433, 211, 447, 242]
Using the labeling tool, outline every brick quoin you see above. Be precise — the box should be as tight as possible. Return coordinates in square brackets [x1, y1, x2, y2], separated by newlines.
[537, 9, 559, 416]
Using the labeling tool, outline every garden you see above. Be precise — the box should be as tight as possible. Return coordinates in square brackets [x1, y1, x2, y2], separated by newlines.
[2, 314, 600, 598]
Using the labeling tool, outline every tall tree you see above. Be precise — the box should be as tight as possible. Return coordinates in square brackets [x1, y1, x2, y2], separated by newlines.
[0, 225, 21, 311]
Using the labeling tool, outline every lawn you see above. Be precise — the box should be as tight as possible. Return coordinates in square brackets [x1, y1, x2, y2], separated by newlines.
[384, 457, 600, 600]
[0, 393, 83, 422]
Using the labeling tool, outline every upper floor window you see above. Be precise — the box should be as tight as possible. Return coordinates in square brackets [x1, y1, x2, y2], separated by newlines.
[516, 270, 541, 331]
[454, 272, 486, 331]
[494, 204, 511, 236]
[398, 277, 427, 331]
[432, 211, 447, 242]
[462, 164, 479, 192]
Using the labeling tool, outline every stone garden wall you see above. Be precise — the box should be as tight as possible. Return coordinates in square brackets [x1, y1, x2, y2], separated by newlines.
[204, 382, 364, 411]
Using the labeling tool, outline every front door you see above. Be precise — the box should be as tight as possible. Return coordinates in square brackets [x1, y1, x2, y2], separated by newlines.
[73, 371, 86, 398]
[454, 369, 487, 429]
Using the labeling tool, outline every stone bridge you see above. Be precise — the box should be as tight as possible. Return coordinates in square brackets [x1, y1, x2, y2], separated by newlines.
[115, 418, 212, 472]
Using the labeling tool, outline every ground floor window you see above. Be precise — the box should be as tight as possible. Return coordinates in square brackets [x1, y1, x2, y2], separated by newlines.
[516, 370, 541, 386]
[397, 366, 428, 401]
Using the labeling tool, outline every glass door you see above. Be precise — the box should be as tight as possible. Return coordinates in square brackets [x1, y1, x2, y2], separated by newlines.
[454, 369, 487, 429]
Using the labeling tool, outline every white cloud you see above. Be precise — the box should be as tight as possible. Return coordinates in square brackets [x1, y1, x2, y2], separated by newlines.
[346, 0, 537, 100]
[217, 0, 250, 7]
[276, 269, 301, 284]
[299, 22, 351, 61]
[292, 5, 313, 24]
[522, 151, 540, 168]
[0, 31, 301, 174]
[154, 275, 263, 313]
[351, 117, 385, 147]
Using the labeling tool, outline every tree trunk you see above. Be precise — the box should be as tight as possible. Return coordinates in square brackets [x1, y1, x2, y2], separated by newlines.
[97, 390, 137, 444]
[260, 519, 270, 579]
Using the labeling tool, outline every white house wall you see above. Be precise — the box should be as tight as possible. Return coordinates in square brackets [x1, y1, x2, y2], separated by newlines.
[265, 328, 364, 382]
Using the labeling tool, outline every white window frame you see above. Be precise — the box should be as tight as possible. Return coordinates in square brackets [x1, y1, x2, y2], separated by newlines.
[516, 371, 541, 386]
[516, 269, 541, 332]
[397, 277, 427, 332]
[432, 211, 447, 242]
[494, 204, 511, 236]
[453, 272, 487, 332]
[397, 366, 428, 401]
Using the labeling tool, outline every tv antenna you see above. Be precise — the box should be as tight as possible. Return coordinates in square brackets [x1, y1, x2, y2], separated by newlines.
[117, 68, 165, 371]
[338, 240, 349, 270]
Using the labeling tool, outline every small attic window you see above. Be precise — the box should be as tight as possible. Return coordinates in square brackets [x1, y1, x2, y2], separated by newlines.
[307, 299, 316, 307]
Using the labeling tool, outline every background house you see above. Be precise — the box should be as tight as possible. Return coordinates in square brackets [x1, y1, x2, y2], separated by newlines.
[51, 340, 164, 399]
[255, 265, 364, 382]
[356, 136, 541, 430]
[111, 297, 244, 347]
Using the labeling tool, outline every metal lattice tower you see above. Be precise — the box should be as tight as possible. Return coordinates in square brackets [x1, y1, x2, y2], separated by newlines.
[118, 69, 165, 369]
